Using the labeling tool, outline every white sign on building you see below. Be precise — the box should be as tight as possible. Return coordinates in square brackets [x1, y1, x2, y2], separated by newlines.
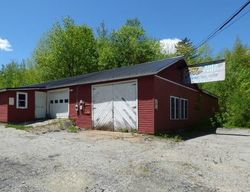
[184, 60, 225, 84]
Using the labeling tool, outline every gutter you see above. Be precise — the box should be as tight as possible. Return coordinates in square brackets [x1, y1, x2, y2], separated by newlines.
[0, 87, 46, 93]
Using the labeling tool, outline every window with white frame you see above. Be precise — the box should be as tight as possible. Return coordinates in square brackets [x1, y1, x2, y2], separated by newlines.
[184, 100, 188, 119]
[180, 98, 188, 120]
[16, 92, 28, 109]
[170, 96, 180, 120]
[170, 96, 188, 120]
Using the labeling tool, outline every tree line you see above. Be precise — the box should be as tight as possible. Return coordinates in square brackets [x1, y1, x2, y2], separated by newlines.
[0, 17, 249, 128]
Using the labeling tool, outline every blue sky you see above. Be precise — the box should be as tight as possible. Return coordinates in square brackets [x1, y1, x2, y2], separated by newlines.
[0, 0, 249, 66]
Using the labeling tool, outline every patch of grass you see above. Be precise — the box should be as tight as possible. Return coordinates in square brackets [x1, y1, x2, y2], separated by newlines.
[5, 124, 32, 130]
[117, 128, 138, 134]
[119, 128, 129, 133]
[67, 125, 79, 133]
[222, 124, 250, 129]
[139, 165, 151, 174]
[156, 133, 183, 142]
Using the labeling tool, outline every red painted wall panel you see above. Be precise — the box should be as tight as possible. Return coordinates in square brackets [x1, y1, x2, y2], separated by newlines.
[158, 61, 184, 82]
[154, 76, 218, 133]
[7, 91, 35, 123]
[154, 61, 218, 133]
[69, 85, 92, 129]
[0, 93, 8, 122]
[158, 60, 199, 90]
[138, 76, 155, 134]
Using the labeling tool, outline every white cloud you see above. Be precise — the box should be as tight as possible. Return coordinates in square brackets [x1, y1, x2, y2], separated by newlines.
[160, 38, 181, 54]
[0, 38, 13, 51]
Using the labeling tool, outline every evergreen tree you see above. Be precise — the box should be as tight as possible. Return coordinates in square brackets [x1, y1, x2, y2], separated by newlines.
[175, 38, 196, 64]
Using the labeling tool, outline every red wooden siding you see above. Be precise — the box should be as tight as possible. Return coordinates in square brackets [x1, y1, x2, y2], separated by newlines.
[69, 85, 92, 128]
[158, 60, 199, 90]
[0, 93, 8, 122]
[7, 91, 35, 123]
[154, 61, 218, 133]
[158, 60, 184, 82]
[138, 76, 155, 134]
[154, 76, 218, 133]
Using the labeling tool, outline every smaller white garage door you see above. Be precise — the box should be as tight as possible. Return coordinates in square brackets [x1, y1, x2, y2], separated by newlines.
[47, 89, 69, 118]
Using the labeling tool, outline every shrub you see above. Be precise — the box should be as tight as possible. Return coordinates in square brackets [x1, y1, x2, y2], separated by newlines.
[67, 125, 79, 133]
[5, 124, 32, 130]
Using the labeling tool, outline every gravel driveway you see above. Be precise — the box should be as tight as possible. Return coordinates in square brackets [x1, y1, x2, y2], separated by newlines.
[0, 125, 249, 192]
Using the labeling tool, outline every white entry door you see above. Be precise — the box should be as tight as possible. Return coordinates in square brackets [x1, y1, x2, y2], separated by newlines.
[47, 89, 69, 118]
[92, 80, 138, 131]
[35, 91, 47, 119]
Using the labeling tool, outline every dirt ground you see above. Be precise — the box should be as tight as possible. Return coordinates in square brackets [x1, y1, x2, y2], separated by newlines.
[0, 125, 249, 192]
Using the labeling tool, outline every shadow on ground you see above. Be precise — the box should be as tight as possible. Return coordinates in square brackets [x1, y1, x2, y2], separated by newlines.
[215, 133, 250, 137]
[178, 128, 216, 141]
[169, 127, 250, 141]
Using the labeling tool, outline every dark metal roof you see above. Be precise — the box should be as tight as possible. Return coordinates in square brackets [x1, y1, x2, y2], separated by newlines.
[17, 56, 184, 90]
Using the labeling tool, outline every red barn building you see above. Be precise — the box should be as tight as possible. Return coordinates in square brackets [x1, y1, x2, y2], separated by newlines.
[0, 57, 218, 134]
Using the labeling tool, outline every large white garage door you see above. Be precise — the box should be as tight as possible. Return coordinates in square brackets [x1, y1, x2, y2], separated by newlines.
[92, 80, 138, 131]
[47, 89, 69, 118]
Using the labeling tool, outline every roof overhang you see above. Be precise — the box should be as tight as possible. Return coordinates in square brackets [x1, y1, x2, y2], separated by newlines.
[0, 87, 46, 93]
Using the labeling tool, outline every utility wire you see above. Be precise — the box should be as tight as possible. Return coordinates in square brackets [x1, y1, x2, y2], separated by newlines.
[195, 0, 250, 49]
[218, 8, 250, 35]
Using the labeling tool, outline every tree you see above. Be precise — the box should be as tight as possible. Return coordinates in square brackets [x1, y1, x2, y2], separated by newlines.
[97, 19, 164, 69]
[175, 38, 250, 128]
[96, 22, 116, 70]
[175, 38, 196, 64]
[34, 17, 98, 81]
[175, 38, 214, 65]
[195, 44, 213, 63]
[0, 61, 27, 88]
[202, 39, 250, 127]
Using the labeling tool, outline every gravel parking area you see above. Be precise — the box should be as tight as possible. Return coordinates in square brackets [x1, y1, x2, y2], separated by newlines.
[0, 125, 249, 192]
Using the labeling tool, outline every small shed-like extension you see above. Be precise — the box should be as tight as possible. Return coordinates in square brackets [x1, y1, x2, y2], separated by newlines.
[0, 57, 218, 134]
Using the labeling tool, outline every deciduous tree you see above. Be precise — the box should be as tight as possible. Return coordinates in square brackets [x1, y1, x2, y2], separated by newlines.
[34, 17, 98, 81]
[97, 19, 164, 69]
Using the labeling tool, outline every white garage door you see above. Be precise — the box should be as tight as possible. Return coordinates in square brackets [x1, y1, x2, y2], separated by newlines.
[92, 80, 138, 131]
[47, 89, 69, 118]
